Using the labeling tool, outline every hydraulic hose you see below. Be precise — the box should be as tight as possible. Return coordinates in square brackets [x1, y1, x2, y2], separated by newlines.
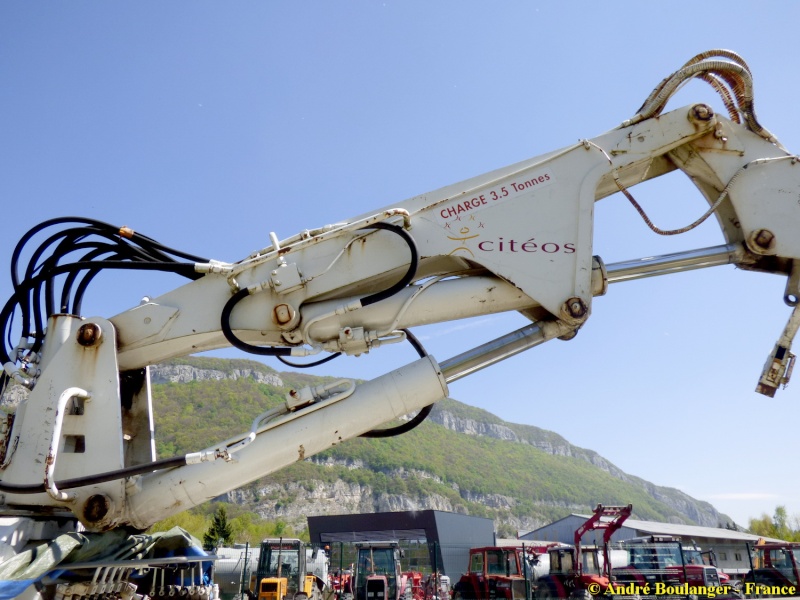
[0, 454, 187, 495]
[221, 220, 419, 357]
[360, 328, 434, 438]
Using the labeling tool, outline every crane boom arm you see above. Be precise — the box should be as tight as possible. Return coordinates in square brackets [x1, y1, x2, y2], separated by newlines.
[1, 51, 799, 535]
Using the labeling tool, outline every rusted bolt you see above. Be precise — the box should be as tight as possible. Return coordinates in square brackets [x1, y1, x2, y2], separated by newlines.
[691, 104, 714, 121]
[565, 297, 587, 319]
[83, 494, 111, 523]
[76, 323, 102, 347]
[749, 228, 777, 254]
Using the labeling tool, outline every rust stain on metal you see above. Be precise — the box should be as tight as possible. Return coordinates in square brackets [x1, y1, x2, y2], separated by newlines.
[273, 304, 294, 325]
[76, 323, 103, 347]
[43, 453, 55, 489]
[83, 494, 111, 523]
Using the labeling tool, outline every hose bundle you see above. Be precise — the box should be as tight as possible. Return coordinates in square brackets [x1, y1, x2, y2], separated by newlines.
[1, 217, 208, 390]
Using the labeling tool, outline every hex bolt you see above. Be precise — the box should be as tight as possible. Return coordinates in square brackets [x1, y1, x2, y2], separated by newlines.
[565, 297, 587, 319]
[753, 228, 776, 250]
[76, 323, 102, 347]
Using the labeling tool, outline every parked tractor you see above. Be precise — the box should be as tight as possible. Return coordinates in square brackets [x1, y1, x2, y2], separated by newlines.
[743, 540, 800, 595]
[353, 542, 406, 600]
[248, 538, 325, 600]
[534, 504, 632, 599]
[453, 545, 535, 600]
[612, 535, 740, 598]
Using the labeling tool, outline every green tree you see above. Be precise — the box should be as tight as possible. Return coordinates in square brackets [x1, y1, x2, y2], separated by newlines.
[203, 504, 234, 550]
[774, 506, 790, 540]
[748, 505, 800, 542]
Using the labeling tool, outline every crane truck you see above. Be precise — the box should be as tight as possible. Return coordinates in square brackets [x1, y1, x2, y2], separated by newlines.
[1, 49, 800, 599]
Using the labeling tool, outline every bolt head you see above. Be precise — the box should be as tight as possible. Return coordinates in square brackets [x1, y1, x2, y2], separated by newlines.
[691, 104, 714, 121]
[76, 323, 102, 347]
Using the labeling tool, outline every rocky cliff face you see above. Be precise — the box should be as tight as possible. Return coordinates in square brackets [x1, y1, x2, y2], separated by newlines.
[426, 405, 722, 528]
[221, 460, 549, 535]
[151, 363, 283, 387]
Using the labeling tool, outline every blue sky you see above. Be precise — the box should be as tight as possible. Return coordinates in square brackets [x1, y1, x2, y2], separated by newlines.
[2, 2, 800, 528]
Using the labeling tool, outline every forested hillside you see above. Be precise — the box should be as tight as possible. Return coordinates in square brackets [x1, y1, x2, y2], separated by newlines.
[150, 357, 730, 537]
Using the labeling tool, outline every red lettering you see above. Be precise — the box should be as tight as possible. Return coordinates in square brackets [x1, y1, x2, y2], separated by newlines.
[475, 237, 574, 254]
[441, 206, 458, 219]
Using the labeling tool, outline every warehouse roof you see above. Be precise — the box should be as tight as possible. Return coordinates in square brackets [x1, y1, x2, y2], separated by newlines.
[522, 513, 785, 544]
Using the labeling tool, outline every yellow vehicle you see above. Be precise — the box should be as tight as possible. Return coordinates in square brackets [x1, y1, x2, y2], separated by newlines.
[249, 538, 323, 600]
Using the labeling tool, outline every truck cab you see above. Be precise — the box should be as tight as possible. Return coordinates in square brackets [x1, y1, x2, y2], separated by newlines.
[612, 536, 725, 592]
[745, 542, 800, 589]
[453, 546, 530, 600]
[354, 542, 404, 600]
[250, 538, 321, 600]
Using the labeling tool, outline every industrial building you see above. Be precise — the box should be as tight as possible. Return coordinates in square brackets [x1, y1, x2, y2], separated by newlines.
[520, 513, 779, 575]
[307, 509, 495, 577]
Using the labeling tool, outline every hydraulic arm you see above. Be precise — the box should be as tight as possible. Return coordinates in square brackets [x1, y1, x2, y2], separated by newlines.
[1, 50, 800, 536]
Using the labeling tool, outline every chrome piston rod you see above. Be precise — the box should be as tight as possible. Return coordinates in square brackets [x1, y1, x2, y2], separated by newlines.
[604, 243, 740, 283]
[440, 243, 742, 383]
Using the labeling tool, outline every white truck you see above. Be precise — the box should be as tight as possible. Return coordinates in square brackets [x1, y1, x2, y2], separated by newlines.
[1, 49, 799, 598]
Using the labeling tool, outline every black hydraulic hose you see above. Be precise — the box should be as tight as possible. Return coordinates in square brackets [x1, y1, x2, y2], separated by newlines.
[7, 219, 209, 357]
[70, 268, 103, 316]
[360, 328, 434, 438]
[25, 230, 86, 322]
[220, 221, 419, 358]
[276, 352, 342, 369]
[128, 230, 210, 264]
[16, 228, 86, 345]
[3, 217, 209, 370]
[26, 239, 129, 349]
[40, 236, 130, 319]
[10, 217, 115, 287]
[220, 288, 292, 356]
[4, 260, 199, 356]
[359, 404, 434, 438]
[0, 454, 188, 494]
[357, 222, 418, 307]
[59, 246, 117, 313]
[15, 261, 199, 299]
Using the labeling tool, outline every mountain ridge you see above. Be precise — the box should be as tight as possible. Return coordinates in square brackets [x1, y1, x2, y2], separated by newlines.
[150, 357, 732, 536]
